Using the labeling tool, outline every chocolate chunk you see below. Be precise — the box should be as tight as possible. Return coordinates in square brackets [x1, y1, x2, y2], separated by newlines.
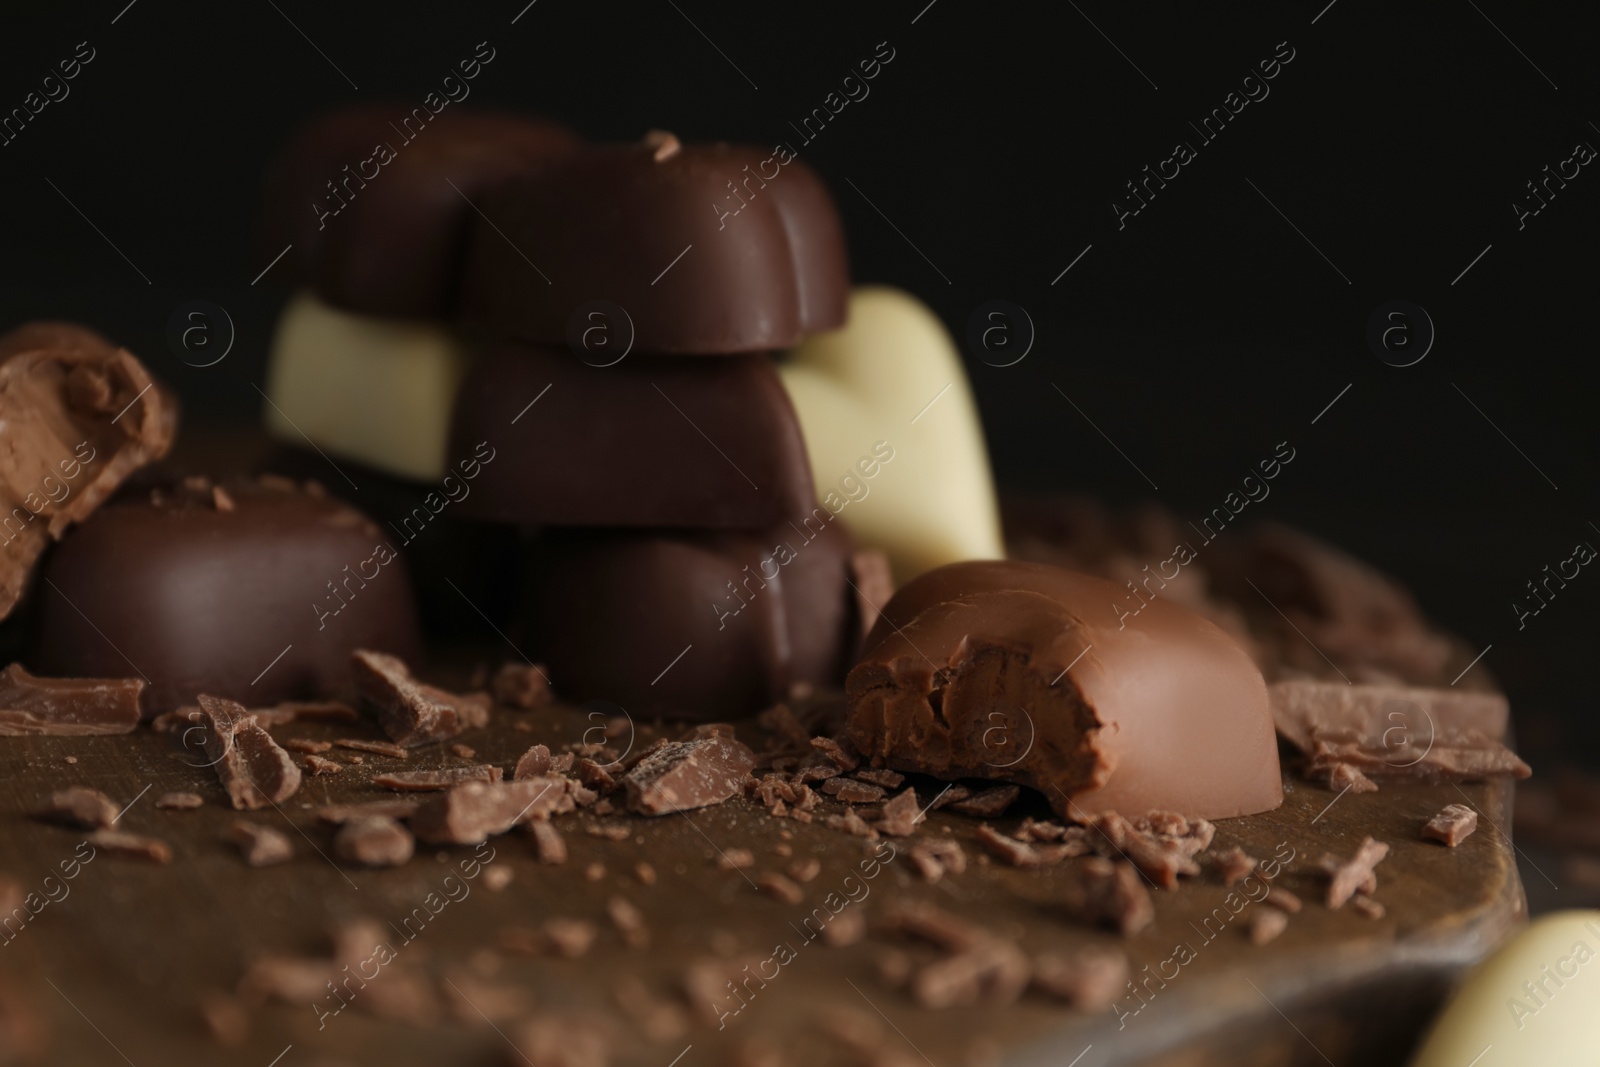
[1325, 837, 1390, 910]
[1088, 811, 1206, 890]
[38, 786, 119, 829]
[607, 895, 650, 949]
[529, 820, 567, 865]
[259, 105, 579, 318]
[821, 778, 885, 803]
[461, 137, 848, 354]
[410, 777, 577, 845]
[513, 744, 552, 780]
[1060, 857, 1155, 935]
[334, 815, 415, 867]
[1031, 949, 1129, 1010]
[232, 821, 294, 866]
[352, 650, 489, 747]
[873, 786, 924, 837]
[1324, 761, 1380, 794]
[334, 737, 410, 759]
[315, 799, 421, 824]
[946, 784, 1021, 819]
[35, 479, 421, 715]
[1423, 804, 1478, 847]
[373, 765, 503, 791]
[86, 828, 172, 863]
[450, 743, 475, 759]
[0, 324, 175, 620]
[0, 665, 142, 735]
[853, 767, 905, 789]
[847, 561, 1283, 822]
[492, 662, 552, 709]
[304, 754, 342, 776]
[1214, 846, 1260, 886]
[1249, 908, 1289, 945]
[622, 735, 756, 815]
[455, 345, 816, 531]
[195, 694, 303, 811]
[155, 791, 204, 811]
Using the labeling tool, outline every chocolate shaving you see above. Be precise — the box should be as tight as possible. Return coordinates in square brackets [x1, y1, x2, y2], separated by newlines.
[1213, 846, 1260, 886]
[975, 825, 1084, 867]
[853, 767, 905, 789]
[492, 662, 553, 709]
[824, 809, 879, 840]
[283, 738, 332, 754]
[334, 815, 415, 867]
[947, 784, 1021, 818]
[315, 799, 421, 824]
[908, 838, 968, 882]
[334, 737, 410, 759]
[304, 754, 342, 777]
[351, 649, 491, 747]
[232, 822, 293, 867]
[1031, 949, 1128, 1010]
[1088, 812, 1203, 889]
[373, 765, 503, 791]
[1423, 803, 1478, 847]
[884, 901, 1029, 1009]
[1060, 858, 1154, 935]
[410, 777, 577, 845]
[0, 665, 142, 735]
[196, 694, 302, 811]
[822, 778, 885, 803]
[38, 786, 119, 829]
[86, 828, 172, 863]
[513, 744, 553, 779]
[1323, 761, 1379, 794]
[622, 735, 755, 815]
[873, 787, 924, 837]
[530, 821, 567, 864]
[155, 791, 203, 810]
[1325, 837, 1389, 909]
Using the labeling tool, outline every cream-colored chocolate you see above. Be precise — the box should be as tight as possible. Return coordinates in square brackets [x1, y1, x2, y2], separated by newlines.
[262, 291, 469, 481]
[847, 560, 1282, 822]
[0, 322, 175, 619]
[779, 287, 1003, 582]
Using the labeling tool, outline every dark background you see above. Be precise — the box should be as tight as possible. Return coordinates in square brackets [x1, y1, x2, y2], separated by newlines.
[0, 1, 1595, 767]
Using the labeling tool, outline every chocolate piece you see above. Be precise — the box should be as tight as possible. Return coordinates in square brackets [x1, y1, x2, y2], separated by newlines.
[853, 767, 905, 789]
[195, 695, 303, 811]
[449, 743, 475, 759]
[906, 839, 967, 883]
[1265, 887, 1303, 913]
[1325, 761, 1380, 794]
[315, 799, 420, 824]
[1349, 893, 1386, 920]
[351, 650, 489, 747]
[847, 561, 1283, 822]
[788, 856, 822, 882]
[335, 737, 410, 759]
[586, 823, 631, 842]
[530, 821, 567, 865]
[260, 105, 579, 318]
[756, 872, 804, 905]
[1031, 949, 1129, 1010]
[0, 665, 142, 735]
[461, 137, 847, 354]
[545, 918, 598, 959]
[607, 895, 650, 949]
[874, 786, 924, 837]
[304, 754, 342, 776]
[1060, 858, 1155, 935]
[38, 786, 120, 830]
[86, 828, 172, 863]
[1088, 812, 1208, 889]
[946, 784, 1021, 819]
[521, 521, 859, 720]
[492, 662, 552, 709]
[333, 815, 415, 867]
[0, 323, 175, 620]
[450, 344, 815, 530]
[513, 744, 552, 780]
[410, 777, 576, 845]
[821, 778, 884, 803]
[1326, 837, 1390, 909]
[1423, 804, 1478, 847]
[824, 809, 878, 840]
[231, 822, 293, 867]
[372, 765, 502, 791]
[155, 791, 204, 810]
[1249, 908, 1289, 945]
[622, 735, 757, 815]
[33, 479, 422, 716]
[717, 847, 756, 871]
[1214, 846, 1259, 886]
[975, 825, 1085, 868]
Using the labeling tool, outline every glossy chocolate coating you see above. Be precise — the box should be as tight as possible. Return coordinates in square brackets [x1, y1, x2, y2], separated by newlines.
[847, 561, 1282, 822]
[459, 138, 849, 354]
[31, 477, 422, 716]
[259, 105, 579, 318]
[517, 517, 858, 719]
[448, 342, 815, 528]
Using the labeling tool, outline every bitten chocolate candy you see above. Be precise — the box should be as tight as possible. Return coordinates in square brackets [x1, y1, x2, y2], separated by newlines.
[517, 518, 860, 720]
[846, 561, 1282, 822]
[32, 476, 421, 716]
[460, 135, 849, 354]
[448, 342, 815, 528]
[259, 104, 579, 318]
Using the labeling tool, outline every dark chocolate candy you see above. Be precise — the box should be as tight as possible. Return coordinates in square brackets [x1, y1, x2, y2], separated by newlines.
[259, 104, 579, 318]
[846, 560, 1283, 822]
[0, 322, 177, 620]
[459, 137, 849, 354]
[517, 516, 860, 720]
[32, 477, 421, 716]
[448, 342, 815, 528]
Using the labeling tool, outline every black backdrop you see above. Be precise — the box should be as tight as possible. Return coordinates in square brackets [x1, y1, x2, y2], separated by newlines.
[1, 1, 1595, 764]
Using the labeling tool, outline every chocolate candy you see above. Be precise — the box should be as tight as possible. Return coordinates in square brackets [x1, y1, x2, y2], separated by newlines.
[0, 322, 177, 620]
[32, 476, 421, 716]
[449, 342, 815, 528]
[259, 104, 579, 318]
[846, 560, 1282, 822]
[517, 518, 861, 720]
[460, 136, 849, 354]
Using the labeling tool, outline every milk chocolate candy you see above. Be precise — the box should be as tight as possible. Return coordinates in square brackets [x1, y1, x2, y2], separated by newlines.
[518, 517, 860, 720]
[846, 560, 1282, 822]
[32, 476, 422, 716]
[0, 322, 176, 620]
[448, 342, 815, 528]
[460, 136, 849, 354]
[260, 104, 579, 318]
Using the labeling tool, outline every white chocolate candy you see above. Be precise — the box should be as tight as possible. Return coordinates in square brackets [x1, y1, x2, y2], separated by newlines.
[1410, 909, 1600, 1066]
[262, 291, 468, 481]
[780, 286, 1003, 582]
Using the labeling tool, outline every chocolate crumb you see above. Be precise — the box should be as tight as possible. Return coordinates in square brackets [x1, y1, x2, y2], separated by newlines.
[947, 784, 1021, 818]
[304, 754, 342, 777]
[1031, 949, 1128, 1010]
[607, 895, 650, 948]
[155, 791, 204, 811]
[622, 735, 756, 815]
[509, 1016, 611, 1067]
[373, 765, 503, 791]
[196, 694, 302, 811]
[38, 786, 119, 829]
[1325, 837, 1390, 909]
[788, 857, 822, 883]
[231, 821, 293, 867]
[86, 828, 172, 863]
[1249, 907, 1289, 945]
[612, 974, 688, 1042]
[451, 743, 476, 759]
[1423, 803, 1478, 847]
[351, 649, 490, 747]
[530, 821, 567, 865]
[644, 128, 682, 162]
[756, 872, 804, 905]
[546, 918, 598, 958]
[334, 815, 414, 867]
[822, 777, 885, 803]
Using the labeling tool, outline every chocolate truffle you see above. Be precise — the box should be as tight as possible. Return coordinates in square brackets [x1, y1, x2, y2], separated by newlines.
[32, 476, 421, 716]
[448, 342, 816, 528]
[517, 517, 860, 720]
[459, 136, 849, 354]
[846, 561, 1282, 822]
[259, 104, 579, 318]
